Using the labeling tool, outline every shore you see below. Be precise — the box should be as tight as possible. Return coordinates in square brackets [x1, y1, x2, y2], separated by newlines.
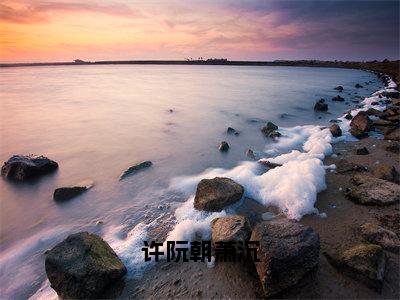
[103, 69, 399, 299]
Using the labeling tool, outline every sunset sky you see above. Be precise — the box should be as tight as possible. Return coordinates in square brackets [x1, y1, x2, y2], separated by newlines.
[0, 0, 399, 63]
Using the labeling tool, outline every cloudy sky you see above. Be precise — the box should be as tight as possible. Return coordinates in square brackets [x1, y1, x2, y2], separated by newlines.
[0, 0, 399, 63]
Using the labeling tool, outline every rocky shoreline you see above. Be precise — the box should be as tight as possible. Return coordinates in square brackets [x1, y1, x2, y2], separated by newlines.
[2, 65, 399, 299]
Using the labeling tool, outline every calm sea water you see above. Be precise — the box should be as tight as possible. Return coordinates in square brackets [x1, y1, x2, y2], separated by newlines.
[0, 65, 382, 298]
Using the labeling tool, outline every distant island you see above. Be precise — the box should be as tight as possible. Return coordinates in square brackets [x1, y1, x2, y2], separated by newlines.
[1, 59, 399, 82]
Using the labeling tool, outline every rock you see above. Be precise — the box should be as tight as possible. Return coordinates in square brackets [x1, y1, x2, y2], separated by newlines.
[332, 95, 345, 102]
[218, 141, 230, 152]
[334, 86, 344, 92]
[355, 83, 363, 88]
[365, 108, 384, 118]
[258, 160, 282, 169]
[261, 122, 278, 136]
[329, 124, 342, 137]
[325, 244, 385, 291]
[379, 90, 400, 98]
[372, 164, 399, 183]
[385, 142, 400, 153]
[194, 177, 244, 212]
[314, 99, 328, 111]
[268, 131, 281, 139]
[349, 128, 369, 139]
[226, 127, 239, 135]
[371, 101, 379, 106]
[344, 113, 353, 120]
[347, 174, 400, 205]
[120, 161, 152, 180]
[377, 213, 400, 236]
[384, 127, 400, 141]
[350, 112, 373, 132]
[360, 223, 400, 253]
[373, 119, 395, 128]
[45, 232, 127, 299]
[1, 155, 58, 181]
[355, 147, 369, 155]
[329, 119, 342, 123]
[335, 159, 365, 173]
[246, 149, 256, 160]
[54, 180, 94, 202]
[392, 98, 400, 106]
[250, 219, 320, 298]
[211, 215, 251, 245]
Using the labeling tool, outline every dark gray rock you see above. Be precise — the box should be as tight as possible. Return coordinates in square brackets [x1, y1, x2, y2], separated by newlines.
[1, 155, 58, 181]
[246, 149, 256, 160]
[45, 232, 127, 299]
[250, 219, 320, 298]
[194, 177, 244, 212]
[355, 147, 369, 155]
[332, 95, 345, 102]
[329, 124, 342, 137]
[314, 99, 328, 111]
[344, 113, 353, 120]
[258, 160, 282, 169]
[334, 86, 344, 92]
[355, 83, 363, 88]
[54, 180, 94, 202]
[261, 122, 278, 137]
[219, 141, 230, 152]
[227, 127, 239, 135]
[120, 161, 152, 180]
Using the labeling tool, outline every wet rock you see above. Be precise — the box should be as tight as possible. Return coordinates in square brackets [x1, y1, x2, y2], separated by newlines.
[246, 149, 256, 160]
[261, 122, 278, 137]
[371, 101, 379, 106]
[54, 180, 94, 202]
[226, 127, 239, 135]
[268, 131, 282, 139]
[250, 219, 320, 298]
[45, 232, 127, 299]
[218, 141, 230, 152]
[120, 161, 152, 180]
[385, 142, 400, 154]
[329, 124, 342, 137]
[335, 159, 366, 173]
[332, 95, 345, 102]
[194, 177, 244, 212]
[334, 86, 344, 92]
[329, 119, 342, 123]
[258, 160, 282, 169]
[373, 119, 395, 128]
[314, 99, 328, 111]
[324, 244, 385, 292]
[360, 223, 400, 253]
[365, 108, 384, 118]
[349, 128, 369, 139]
[344, 113, 353, 120]
[350, 112, 373, 132]
[377, 213, 400, 236]
[355, 147, 369, 155]
[211, 215, 251, 244]
[372, 164, 399, 183]
[1, 155, 58, 181]
[347, 174, 400, 205]
[384, 127, 400, 141]
[355, 83, 363, 88]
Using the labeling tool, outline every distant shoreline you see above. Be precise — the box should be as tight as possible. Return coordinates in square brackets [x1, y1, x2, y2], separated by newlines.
[2, 59, 399, 83]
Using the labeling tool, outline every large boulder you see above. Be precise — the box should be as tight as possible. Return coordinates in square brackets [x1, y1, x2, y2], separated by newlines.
[1, 155, 58, 181]
[194, 177, 244, 212]
[45, 232, 127, 299]
[119, 161, 152, 180]
[314, 99, 328, 111]
[250, 219, 320, 298]
[350, 112, 373, 132]
[329, 124, 342, 137]
[346, 175, 400, 205]
[211, 215, 251, 245]
[324, 244, 385, 291]
[349, 128, 369, 139]
[360, 223, 400, 253]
